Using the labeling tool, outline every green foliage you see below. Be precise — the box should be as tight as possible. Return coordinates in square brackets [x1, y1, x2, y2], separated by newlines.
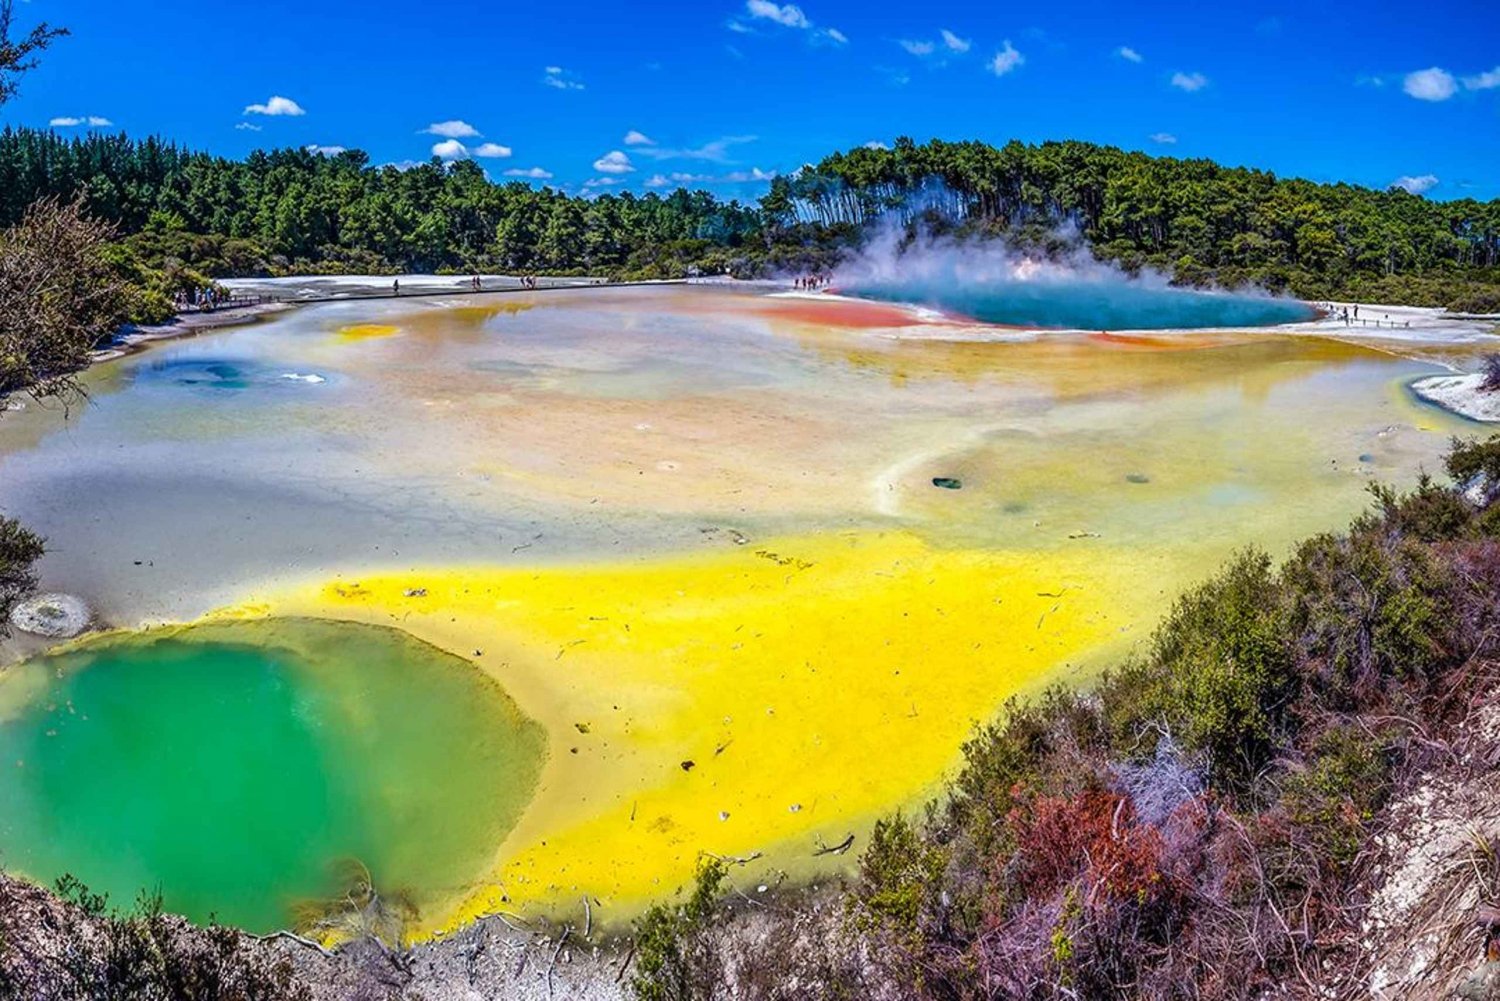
[0, 0, 66, 106]
[1105, 549, 1292, 791]
[53, 874, 107, 918]
[1277, 724, 1389, 870]
[630, 858, 728, 1001]
[0, 131, 763, 280]
[1367, 477, 1474, 542]
[1, 129, 1497, 302]
[0, 515, 43, 630]
[1447, 434, 1500, 488]
[0, 196, 129, 401]
[787, 138, 1500, 302]
[852, 814, 946, 933]
[1282, 525, 1448, 704]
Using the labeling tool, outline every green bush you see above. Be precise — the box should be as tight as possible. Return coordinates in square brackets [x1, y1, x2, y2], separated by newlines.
[1105, 549, 1292, 792]
[631, 858, 728, 1001]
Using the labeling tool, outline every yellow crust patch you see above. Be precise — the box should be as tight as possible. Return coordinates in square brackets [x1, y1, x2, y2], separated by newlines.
[225, 530, 1173, 938]
[335, 323, 402, 342]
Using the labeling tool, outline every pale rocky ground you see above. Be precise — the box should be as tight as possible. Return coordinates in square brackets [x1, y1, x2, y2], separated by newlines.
[1411, 373, 1500, 423]
[1361, 701, 1500, 1000]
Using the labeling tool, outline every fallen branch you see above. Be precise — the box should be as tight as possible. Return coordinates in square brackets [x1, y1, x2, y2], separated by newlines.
[250, 930, 335, 958]
[814, 834, 855, 857]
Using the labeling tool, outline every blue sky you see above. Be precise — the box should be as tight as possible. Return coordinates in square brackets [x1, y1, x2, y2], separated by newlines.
[5, 0, 1499, 200]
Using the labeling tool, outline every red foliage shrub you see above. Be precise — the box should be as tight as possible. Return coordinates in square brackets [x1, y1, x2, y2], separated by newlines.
[1006, 788, 1169, 904]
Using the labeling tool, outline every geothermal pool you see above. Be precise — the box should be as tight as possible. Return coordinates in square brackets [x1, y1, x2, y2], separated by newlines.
[847, 277, 1317, 329]
[0, 282, 1474, 937]
[0, 619, 543, 932]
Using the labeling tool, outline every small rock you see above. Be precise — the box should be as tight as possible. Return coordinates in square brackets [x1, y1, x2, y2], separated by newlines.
[1125, 473, 1151, 484]
[931, 477, 963, 490]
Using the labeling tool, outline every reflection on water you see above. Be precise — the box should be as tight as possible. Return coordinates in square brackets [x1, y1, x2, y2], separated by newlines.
[0, 284, 1471, 930]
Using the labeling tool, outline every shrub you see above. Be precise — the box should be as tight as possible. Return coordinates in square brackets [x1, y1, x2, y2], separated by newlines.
[1105, 549, 1293, 793]
[0, 516, 43, 631]
[631, 858, 729, 1001]
[1281, 526, 1449, 706]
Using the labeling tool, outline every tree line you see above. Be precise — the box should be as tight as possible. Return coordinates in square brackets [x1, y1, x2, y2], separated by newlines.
[3, 128, 1500, 309]
[767, 137, 1500, 308]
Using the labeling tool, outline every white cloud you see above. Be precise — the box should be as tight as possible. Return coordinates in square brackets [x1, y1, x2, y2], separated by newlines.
[989, 40, 1024, 77]
[593, 150, 635, 173]
[243, 95, 306, 116]
[422, 120, 480, 138]
[305, 144, 346, 155]
[543, 67, 585, 91]
[646, 172, 705, 187]
[1463, 66, 1500, 91]
[863, 140, 889, 150]
[1170, 71, 1208, 92]
[723, 167, 775, 182]
[645, 168, 775, 187]
[1403, 67, 1456, 101]
[504, 167, 554, 179]
[1392, 174, 1438, 194]
[235, 122, 262, 132]
[431, 139, 470, 159]
[624, 130, 655, 146]
[583, 177, 623, 188]
[50, 115, 114, 127]
[474, 143, 512, 158]
[940, 29, 970, 54]
[1117, 45, 1143, 63]
[745, 0, 808, 28]
[633, 135, 756, 163]
[739, 0, 841, 43]
[1149, 132, 1177, 144]
[878, 65, 911, 87]
[900, 39, 936, 57]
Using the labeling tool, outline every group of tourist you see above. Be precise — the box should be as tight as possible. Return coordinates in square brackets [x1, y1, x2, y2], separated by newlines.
[174, 285, 231, 312]
[1314, 301, 1411, 329]
[794, 274, 831, 290]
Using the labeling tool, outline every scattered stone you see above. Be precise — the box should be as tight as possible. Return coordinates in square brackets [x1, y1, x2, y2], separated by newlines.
[931, 476, 963, 490]
[574, 722, 591, 734]
[681, 760, 696, 772]
[1358, 454, 1376, 464]
[1125, 473, 1151, 484]
[402, 587, 428, 597]
[9, 593, 92, 639]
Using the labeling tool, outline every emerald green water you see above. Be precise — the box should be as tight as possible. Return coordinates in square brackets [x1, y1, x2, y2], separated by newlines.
[0, 619, 546, 933]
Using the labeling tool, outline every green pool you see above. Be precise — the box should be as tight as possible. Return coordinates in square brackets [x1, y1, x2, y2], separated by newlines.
[0, 618, 545, 934]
